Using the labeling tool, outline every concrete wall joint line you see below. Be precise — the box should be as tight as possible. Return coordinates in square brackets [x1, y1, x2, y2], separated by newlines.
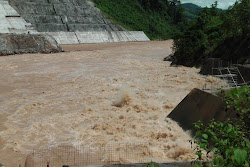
[74, 31, 80, 44]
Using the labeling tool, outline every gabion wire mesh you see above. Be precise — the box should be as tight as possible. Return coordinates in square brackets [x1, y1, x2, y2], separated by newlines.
[25, 143, 151, 167]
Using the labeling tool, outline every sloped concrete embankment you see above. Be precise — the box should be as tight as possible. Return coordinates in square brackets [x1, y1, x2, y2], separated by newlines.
[44, 31, 150, 44]
[0, 0, 37, 34]
[8, 0, 150, 44]
[0, 33, 62, 56]
[0, 0, 62, 55]
[9, 0, 119, 32]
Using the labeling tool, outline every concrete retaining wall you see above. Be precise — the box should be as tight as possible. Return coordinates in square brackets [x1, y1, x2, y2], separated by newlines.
[43, 31, 150, 44]
[0, 0, 149, 45]
[0, 0, 63, 55]
[10, 0, 113, 32]
[0, 0, 37, 34]
[5, 0, 150, 44]
[167, 88, 234, 135]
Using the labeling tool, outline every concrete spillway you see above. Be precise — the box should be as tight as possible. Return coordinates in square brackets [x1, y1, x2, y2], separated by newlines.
[1, 0, 150, 44]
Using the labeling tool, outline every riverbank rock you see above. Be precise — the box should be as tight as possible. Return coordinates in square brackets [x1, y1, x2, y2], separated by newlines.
[0, 33, 62, 56]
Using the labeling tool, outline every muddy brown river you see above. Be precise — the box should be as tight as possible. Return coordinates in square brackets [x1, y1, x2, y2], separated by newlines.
[0, 41, 222, 167]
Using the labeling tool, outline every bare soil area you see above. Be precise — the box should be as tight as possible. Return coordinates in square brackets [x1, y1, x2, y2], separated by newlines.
[0, 41, 220, 167]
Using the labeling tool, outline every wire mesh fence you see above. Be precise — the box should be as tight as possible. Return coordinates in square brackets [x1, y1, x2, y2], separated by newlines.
[25, 143, 151, 167]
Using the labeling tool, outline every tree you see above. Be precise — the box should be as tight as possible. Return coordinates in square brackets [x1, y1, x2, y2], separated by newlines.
[210, 1, 219, 16]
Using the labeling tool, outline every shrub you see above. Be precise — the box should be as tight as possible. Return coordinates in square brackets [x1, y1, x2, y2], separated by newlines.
[193, 86, 250, 167]
[145, 161, 160, 167]
[172, 0, 249, 67]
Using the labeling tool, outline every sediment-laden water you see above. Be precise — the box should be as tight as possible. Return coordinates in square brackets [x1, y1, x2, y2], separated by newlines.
[0, 41, 225, 167]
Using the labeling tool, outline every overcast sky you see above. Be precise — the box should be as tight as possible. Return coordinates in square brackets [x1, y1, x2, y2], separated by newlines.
[181, 0, 237, 9]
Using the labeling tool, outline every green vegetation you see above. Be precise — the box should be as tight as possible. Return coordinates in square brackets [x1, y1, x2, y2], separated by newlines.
[172, 0, 249, 67]
[182, 3, 202, 21]
[193, 86, 250, 167]
[0, 164, 3, 167]
[93, 0, 187, 40]
[145, 161, 160, 167]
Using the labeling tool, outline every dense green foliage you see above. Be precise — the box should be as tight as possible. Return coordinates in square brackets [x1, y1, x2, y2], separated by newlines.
[172, 0, 250, 67]
[193, 86, 250, 167]
[93, 0, 187, 39]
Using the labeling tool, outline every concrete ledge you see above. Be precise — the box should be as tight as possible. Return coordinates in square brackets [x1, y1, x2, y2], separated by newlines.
[102, 162, 194, 167]
[13, 0, 49, 3]
[68, 24, 110, 32]
[42, 31, 149, 44]
[43, 32, 79, 44]
[22, 15, 63, 24]
[75, 31, 150, 44]
[69, 162, 194, 167]
[34, 23, 68, 32]
[61, 15, 105, 24]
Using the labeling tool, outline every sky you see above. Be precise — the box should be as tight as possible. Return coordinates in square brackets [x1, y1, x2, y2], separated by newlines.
[181, 0, 237, 9]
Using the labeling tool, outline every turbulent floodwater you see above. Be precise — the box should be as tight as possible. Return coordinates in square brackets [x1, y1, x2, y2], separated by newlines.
[0, 41, 223, 167]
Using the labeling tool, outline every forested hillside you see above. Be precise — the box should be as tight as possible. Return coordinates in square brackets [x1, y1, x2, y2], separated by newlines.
[93, 0, 187, 39]
[182, 3, 202, 21]
[171, 0, 249, 67]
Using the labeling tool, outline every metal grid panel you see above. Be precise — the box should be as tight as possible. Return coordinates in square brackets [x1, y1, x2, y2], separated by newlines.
[25, 143, 151, 167]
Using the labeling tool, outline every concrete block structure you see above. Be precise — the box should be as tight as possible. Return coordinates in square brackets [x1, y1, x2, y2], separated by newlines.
[0, 0, 62, 55]
[0, 0, 38, 34]
[0, 0, 150, 44]
[167, 88, 237, 135]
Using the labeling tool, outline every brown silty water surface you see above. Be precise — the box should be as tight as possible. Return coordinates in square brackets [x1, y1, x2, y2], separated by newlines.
[0, 41, 225, 167]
